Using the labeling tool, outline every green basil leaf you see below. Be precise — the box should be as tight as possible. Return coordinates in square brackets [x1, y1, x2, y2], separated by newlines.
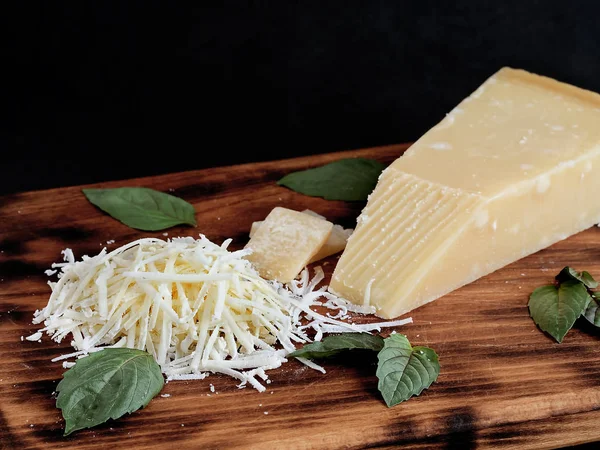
[528, 281, 591, 343]
[83, 187, 197, 231]
[277, 158, 385, 201]
[56, 348, 164, 435]
[288, 333, 384, 359]
[555, 266, 598, 289]
[376, 334, 439, 407]
[583, 294, 600, 327]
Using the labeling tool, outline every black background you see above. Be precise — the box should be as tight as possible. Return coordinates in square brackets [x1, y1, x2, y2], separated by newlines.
[3, 1, 600, 195]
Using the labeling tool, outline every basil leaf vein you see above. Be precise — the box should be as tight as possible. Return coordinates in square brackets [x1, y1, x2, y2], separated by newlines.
[376, 334, 439, 407]
[56, 348, 164, 435]
[277, 158, 385, 201]
[288, 333, 384, 359]
[528, 281, 591, 343]
[83, 187, 196, 231]
[555, 266, 598, 289]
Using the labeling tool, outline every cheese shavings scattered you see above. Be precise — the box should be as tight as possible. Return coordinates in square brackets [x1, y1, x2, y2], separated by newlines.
[32, 236, 412, 392]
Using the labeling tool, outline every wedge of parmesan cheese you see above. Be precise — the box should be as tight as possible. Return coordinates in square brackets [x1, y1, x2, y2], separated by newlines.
[249, 209, 352, 264]
[330, 67, 600, 318]
[245, 207, 333, 282]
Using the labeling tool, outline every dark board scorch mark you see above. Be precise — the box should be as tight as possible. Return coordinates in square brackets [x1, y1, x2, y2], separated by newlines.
[38, 226, 94, 242]
[0, 238, 27, 256]
[0, 260, 46, 278]
[444, 407, 477, 450]
[0, 409, 27, 450]
[361, 407, 478, 449]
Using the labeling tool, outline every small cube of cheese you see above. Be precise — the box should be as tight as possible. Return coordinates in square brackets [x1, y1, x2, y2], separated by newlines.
[245, 207, 333, 282]
[249, 210, 352, 264]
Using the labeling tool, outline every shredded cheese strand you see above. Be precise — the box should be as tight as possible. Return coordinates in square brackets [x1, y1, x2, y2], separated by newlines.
[32, 235, 411, 391]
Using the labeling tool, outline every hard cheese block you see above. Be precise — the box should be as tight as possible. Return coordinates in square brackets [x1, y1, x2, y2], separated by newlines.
[330, 67, 600, 319]
[245, 207, 333, 283]
[250, 209, 352, 264]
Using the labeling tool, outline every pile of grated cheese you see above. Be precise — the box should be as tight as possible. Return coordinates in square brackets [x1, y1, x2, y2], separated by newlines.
[32, 235, 411, 391]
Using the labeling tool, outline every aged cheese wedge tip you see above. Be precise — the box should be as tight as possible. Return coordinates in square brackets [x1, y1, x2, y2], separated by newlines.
[330, 67, 600, 319]
[245, 207, 333, 282]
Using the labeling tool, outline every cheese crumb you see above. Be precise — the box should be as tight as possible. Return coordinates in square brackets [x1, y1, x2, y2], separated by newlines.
[429, 142, 453, 151]
[25, 332, 42, 342]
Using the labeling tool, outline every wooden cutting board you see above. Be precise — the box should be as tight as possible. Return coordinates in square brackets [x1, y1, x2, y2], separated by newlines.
[2, 143, 600, 450]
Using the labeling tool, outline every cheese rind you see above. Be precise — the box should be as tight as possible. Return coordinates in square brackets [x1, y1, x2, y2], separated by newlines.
[330, 67, 600, 318]
[245, 207, 333, 282]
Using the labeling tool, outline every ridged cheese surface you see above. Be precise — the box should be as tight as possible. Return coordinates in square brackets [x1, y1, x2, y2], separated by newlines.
[330, 67, 600, 319]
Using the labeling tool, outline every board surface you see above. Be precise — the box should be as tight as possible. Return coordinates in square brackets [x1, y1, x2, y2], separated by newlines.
[2, 143, 600, 449]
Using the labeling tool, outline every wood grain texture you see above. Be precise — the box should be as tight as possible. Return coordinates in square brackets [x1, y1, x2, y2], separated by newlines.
[2, 143, 600, 449]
